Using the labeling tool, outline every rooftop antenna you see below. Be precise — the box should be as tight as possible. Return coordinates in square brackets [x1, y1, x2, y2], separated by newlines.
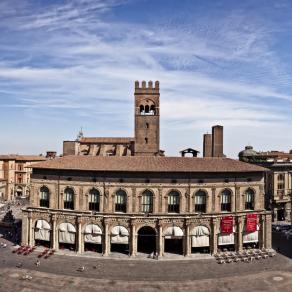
[76, 127, 84, 141]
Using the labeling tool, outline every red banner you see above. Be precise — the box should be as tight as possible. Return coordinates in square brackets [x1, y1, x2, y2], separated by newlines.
[221, 216, 233, 234]
[246, 214, 257, 233]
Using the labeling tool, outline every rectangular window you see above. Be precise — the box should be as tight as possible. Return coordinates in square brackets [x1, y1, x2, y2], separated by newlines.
[89, 194, 100, 211]
[195, 195, 206, 212]
[141, 195, 153, 213]
[64, 193, 74, 210]
[168, 195, 179, 213]
[115, 193, 126, 212]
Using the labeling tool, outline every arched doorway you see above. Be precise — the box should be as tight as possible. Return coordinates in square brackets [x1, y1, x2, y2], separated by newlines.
[59, 223, 76, 251]
[110, 225, 129, 254]
[34, 219, 51, 248]
[84, 224, 103, 253]
[163, 226, 184, 255]
[137, 226, 156, 254]
[190, 225, 210, 254]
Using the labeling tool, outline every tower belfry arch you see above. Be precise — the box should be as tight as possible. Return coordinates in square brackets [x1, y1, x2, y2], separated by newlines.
[134, 80, 160, 156]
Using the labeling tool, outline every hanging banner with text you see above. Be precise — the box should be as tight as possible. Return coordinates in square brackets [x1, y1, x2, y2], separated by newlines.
[220, 216, 233, 234]
[246, 214, 257, 233]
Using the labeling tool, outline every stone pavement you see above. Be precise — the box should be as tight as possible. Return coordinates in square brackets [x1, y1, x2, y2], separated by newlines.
[0, 242, 292, 292]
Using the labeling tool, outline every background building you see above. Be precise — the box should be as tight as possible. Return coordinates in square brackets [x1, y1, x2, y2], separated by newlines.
[0, 155, 48, 201]
[22, 81, 272, 257]
[239, 146, 292, 222]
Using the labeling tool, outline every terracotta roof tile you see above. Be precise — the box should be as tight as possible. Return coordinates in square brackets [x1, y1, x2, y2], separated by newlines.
[0, 155, 47, 161]
[79, 137, 134, 143]
[32, 156, 268, 173]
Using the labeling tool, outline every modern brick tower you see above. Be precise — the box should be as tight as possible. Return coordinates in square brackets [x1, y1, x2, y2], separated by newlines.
[212, 125, 223, 157]
[203, 133, 212, 157]
[134, 80, 160, 156]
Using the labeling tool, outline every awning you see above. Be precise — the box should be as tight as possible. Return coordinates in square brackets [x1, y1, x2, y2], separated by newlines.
[163, 226, 184, 238]
[218, 233, 234, 245]
[191, 226, 210, 248]
[59, 222, 76, 244]
[59, 222, 76, 233]
[111, 225, 129, 244]
[36, 219, 51, 230]
[84, 224, 102, 244]
[190, 226, 210, 236]
[35, 220, 51, 241]
[84, 224, 102, 235]
[243, 227, 259, 243]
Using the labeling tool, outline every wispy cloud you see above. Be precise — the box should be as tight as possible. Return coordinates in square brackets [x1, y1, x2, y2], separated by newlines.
[0, 0, 292, 156]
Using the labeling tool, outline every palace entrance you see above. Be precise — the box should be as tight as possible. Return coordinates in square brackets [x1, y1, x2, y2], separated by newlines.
[137, 226, 156, 254]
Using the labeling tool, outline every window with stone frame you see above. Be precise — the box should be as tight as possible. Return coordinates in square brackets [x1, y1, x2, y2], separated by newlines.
[194, 190, 207, 212]
[245, 188, 255, 210]
[141, 190, 153, 213]
[277, 173, 285, 190]
[64, 187, 74, 210]
[89, 188, 100, 211]
[39, 186, 49, 208]
[115, 189, 127, 212]
[168, 191, 180, 213]
[220, 189, 231, 212]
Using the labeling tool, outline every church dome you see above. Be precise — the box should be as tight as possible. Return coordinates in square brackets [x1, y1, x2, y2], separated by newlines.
[238, 146, 258, 160]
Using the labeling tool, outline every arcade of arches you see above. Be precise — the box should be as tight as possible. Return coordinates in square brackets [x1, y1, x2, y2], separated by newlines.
[22, 210, 271, 257]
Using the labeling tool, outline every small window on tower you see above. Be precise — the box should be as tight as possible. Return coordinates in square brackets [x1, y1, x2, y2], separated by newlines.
[145, 138, 148, 144]
[146, 123, 149, 129]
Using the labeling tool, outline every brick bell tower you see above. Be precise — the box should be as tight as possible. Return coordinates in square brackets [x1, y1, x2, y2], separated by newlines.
[134, 80, 160, 156]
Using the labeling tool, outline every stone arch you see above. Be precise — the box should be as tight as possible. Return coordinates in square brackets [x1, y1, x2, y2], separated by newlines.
[137, 225, 157, 253]
[193, 189, 208, 213]
[34, 219, 51, 246]
[163, 225, 184, 255]
[110, 225, 130, 254]
[58, 222, 77, 251]
[190, 225, 210, 253]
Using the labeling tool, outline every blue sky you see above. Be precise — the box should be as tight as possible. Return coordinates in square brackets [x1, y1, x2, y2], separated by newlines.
[0, 0, 292, 157]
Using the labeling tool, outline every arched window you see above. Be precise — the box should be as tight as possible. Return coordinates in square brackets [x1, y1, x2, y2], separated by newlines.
[221, 189, 231, 212]
[141, 190, 153, 213]
[150, 105, 155, 114]
[277, 174, 285, 190]
[115, 189, 127, 212]
[195, 190, 206, 212]
[64, 187, 74, 210]
[145, 105, 150, 114]
[89, 189, 100, 211]
[40, 186, 49, 208]
[139, 105, 144, 114]
[168, 191, 180, 213]
[245, 188, 255, 210]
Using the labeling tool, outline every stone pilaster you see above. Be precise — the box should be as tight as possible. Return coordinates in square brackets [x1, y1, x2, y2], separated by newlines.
[184, 219, 190, 256]
[28, 213, 34, 246]
[265, 214, 272, 249]
[236, 216, 243, 252]
[130, 218, 137, 256]
[21, 213, 29, 245]
[77, 216, 83, 253]
[259, 215, 265, 249]
[211, 217, 219, 255]
[103, 219, 110, 256]
[158, 220, 164, 256]
[51, 215, 57, 250]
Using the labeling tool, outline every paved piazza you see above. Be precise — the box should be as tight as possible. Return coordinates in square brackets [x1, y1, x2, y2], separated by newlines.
[0, 243, 292, 292]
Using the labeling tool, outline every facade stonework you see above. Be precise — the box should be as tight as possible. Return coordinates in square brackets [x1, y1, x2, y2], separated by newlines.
[0, 155, 47, 201]
[239, 146, 292, 222]
[22, 81, 272, 257]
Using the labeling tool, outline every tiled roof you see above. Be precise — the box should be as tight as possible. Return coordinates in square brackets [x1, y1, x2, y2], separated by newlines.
[0, 155, 47, 162]
[79, 137, 134, 143]
[31, 155, 267, 173]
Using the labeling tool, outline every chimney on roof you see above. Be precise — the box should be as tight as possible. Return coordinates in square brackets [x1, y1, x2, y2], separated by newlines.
[46, 151, 57, 159]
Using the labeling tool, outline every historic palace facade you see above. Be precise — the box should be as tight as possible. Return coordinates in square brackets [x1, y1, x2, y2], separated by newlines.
[22, 81, 272, 257]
